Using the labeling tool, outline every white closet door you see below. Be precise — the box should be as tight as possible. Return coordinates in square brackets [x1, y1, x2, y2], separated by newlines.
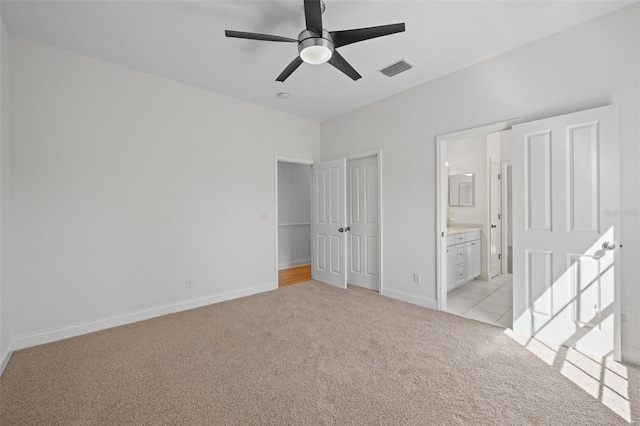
[311, 159, 347, 289]
[347, 157, 379, 290]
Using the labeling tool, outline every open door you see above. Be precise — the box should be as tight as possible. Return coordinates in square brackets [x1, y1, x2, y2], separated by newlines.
[311, 159, 347, 289]
[347, 156, 379, 291]
[512, 105, 620, 360]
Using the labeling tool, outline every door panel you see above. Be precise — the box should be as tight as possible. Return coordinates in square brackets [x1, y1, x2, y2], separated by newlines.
[312, 159, 346, 288]
[525, 131, 552, 230]
[568, 123, 599, 232]
[350, 235, 361, 273]
[512, 105, 620, 360]
[347, 156, 379, 290]
[366, 236, 377, 276]
[316, 235, 327, 270]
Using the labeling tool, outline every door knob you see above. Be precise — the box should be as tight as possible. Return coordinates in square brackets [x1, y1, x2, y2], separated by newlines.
[338, 228, 344, 233]
[491, 224, 497, 229]
[345, 227, 351, 232]
[602, 241, 616, 251]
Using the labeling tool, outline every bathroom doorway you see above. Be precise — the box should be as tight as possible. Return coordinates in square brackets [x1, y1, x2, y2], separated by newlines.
[436, 120, 517, 327]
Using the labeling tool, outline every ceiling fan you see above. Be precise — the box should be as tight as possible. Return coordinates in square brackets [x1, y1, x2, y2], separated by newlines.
[225, 0, 405, 82]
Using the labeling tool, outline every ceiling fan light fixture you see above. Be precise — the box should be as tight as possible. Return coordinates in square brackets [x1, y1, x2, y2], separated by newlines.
[299, 37, 334, 64]
[225, 0, 405, 82]
[300, 45, 332, 64]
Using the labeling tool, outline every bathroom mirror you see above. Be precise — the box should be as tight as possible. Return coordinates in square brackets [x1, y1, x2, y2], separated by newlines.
[449, 173, 474, 206]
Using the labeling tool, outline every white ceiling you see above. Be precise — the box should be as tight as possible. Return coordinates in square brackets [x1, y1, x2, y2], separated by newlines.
[1, 1, 634, 122]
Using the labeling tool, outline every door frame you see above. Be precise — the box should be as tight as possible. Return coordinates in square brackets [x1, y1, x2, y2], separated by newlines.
[345, 150, 383, 293]
[273, 155, 313, 288]
[501, 161, 512, 275]
[487, 158, 502, 279]
[436, 119, 519, 311]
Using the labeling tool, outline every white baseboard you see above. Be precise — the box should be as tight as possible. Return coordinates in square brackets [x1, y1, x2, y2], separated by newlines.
[12, 282, 276, 351]
[350, 282, 378, 291]
[278, 259, 311, 270]
[0, 343, 13, 377]
[622, 346, 640, 365]
[381, 287, 437, 310]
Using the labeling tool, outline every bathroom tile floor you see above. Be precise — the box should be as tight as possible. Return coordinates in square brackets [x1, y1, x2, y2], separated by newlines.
[446, 274, 513, 328]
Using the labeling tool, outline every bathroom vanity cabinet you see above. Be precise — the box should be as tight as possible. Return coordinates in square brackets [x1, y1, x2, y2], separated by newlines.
[446, 229, 481, 290]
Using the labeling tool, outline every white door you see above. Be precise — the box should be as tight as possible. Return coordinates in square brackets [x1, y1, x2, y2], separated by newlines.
[512, 105, 620, 360]
[347, 157, 379, 290]
[311, 159, 347, 289]
[489, 160, 502, 278]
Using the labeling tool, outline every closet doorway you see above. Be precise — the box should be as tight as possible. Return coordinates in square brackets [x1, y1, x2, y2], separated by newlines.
[275, 152, 382, 292]
[276, 158, 312, 287]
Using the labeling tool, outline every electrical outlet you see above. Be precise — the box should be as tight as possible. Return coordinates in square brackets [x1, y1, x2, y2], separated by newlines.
[413, 273, 421, 284]
[186, 279, 193, 288]
[622, 311, 632, 327]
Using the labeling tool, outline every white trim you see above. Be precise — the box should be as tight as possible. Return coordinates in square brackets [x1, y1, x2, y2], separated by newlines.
[0, 344, 13, 377]
[279, 259, 311, 270]
[487, 157, 502, 280]
[381, 287, 437, 310]
[274, 155, 314, 165]
[436, 119, 520, 312]
[274, 155, 313, 287]
[487, 156, 493, 279]
[377, 151, 384, 294]
[345, 149, 380, 160]
[501, 161, 512, 275]
[437, 119, 521, 143]
[622, 346, 640, 365]
[435, 137, 446, 310]
[12, 282, 275, 351]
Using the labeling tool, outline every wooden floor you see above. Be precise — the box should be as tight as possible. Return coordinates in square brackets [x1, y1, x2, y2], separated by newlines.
[279, 264, 311, 287]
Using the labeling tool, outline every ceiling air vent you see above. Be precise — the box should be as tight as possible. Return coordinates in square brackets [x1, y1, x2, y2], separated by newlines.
[379, 59, 412, 78]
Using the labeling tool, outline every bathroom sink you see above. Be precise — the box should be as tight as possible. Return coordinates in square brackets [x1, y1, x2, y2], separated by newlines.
[447, 226, 482, 235]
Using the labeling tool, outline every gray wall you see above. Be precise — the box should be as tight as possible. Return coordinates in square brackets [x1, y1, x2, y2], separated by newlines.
[8, 36, 319, 348]
[321, 5, 640, 359]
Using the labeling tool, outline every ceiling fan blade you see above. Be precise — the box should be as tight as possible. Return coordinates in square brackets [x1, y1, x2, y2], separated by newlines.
[328, 51, 362, 81]
[276, 56, 304, 82]
[225, 30, 297, 43]
[330, 23, 406, 48]
[304, 0, 323, 35]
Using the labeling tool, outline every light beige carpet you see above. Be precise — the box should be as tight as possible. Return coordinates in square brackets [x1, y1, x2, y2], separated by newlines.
[1, 281, 638, 425]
